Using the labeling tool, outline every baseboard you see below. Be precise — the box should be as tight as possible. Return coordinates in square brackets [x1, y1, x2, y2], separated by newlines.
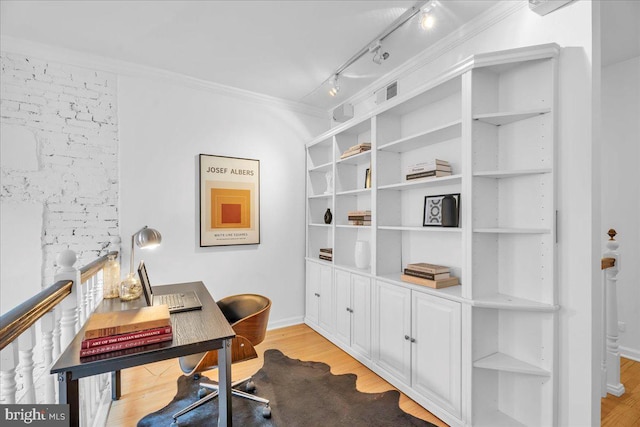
[267, 316, 304, 331]
[620, 345, 640, 363]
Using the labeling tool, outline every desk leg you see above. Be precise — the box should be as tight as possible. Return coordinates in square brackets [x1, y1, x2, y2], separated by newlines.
[58, 371, 79, 427]
[218, 339, 232, 427]
[112, 370, 121, 400]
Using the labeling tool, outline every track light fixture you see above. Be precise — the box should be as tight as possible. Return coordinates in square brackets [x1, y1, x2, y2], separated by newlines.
[328, 75, 340, 97]
[419, 1, 436, 30]
[369, 41, 390, 65]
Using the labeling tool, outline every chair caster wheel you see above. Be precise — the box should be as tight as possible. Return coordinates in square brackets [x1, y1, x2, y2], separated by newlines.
[197, 387, 209, 398]
[262, 405, 271, 418]
[193, 373, 200, 380]
[170, 419, 179, 427]
[245, 380, 256, 393]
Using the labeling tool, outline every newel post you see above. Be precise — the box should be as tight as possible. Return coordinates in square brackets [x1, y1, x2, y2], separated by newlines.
[603, 229, 625, 397]
[55, 249, 81, 350]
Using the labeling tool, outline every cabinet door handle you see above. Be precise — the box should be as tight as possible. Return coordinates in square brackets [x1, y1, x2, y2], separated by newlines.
[314, 293, 320, 297]
[346, 307, 351, 312]
[410, 338, 416, 343]
[404, 335, 410, 340]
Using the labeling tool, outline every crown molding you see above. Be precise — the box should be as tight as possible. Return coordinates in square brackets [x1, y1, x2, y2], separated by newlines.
[0, 36, 328, 119]
[337, 0, 528, 112]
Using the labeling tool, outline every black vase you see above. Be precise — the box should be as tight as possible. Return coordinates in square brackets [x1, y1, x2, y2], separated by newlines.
[324, 208, 333, 224]
[441, 195, 458, 227]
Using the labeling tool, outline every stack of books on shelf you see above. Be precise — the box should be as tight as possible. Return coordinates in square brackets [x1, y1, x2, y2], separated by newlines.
[348, 210, 371, 226]
[79, 305, 172, 358]
[406, 159, 452, 180]
[340, 143, 371, 159]
[401, 262, 459, 289]
[319, 248, 333, 262]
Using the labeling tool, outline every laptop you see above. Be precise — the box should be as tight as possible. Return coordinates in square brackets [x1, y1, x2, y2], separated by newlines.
[138, 261, 203, 313]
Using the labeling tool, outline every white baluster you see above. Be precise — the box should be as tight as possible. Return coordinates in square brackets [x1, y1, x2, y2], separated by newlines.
[55, 249, 81, 350]
[604, 229, 625, 396]
[0, 342, 19, 403]
[41, 310, 56, 403]
[52, 306, 61, 359]
[18, 328, 36, 404]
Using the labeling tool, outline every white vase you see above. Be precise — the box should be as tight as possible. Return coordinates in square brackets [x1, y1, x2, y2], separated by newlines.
[354, 240, 370, 269]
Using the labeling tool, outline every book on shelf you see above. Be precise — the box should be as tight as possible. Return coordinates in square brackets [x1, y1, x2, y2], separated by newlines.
[406, 170, 452, 180]
[347, 142, 371, 151]
[406, 165, 452, 173]
[403, 268, 450, 281]
[83, 305, 171, 339]
[319, 248, 333, 254]
[349, 220, 372, 226]
[400, 274, 459, 289]
[407, 159, 449, 169]
[348, 216, 372, 221]
[319, 254, 333, 262]
[405, 262, 450, 274]
[340, 144, 371, 159]
[347, 210, 371, 216]
[81, 325, 173, 349]
[79, 333, 173, 357]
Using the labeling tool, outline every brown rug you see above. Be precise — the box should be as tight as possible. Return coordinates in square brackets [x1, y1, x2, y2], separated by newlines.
[138, 349, 437, 427]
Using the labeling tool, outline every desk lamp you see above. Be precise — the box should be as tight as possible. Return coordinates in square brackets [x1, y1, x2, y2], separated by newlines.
[121, 226, 162, 301]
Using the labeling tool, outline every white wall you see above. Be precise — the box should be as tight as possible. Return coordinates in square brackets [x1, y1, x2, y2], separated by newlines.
[118, 74, 326, 328]
[347, 2, 599, 425]
[601, 55, 640, 361]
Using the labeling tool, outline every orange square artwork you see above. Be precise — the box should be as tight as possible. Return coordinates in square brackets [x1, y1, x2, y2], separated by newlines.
[210, 188, 251, 229]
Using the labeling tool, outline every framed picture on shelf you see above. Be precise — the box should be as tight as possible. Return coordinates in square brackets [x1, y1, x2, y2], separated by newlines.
[364, 168, 372, 189]
[199, 154, 260, 246]
[423, 193, 460, 227]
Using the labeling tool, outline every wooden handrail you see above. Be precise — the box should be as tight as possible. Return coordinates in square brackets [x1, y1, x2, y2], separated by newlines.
[80, 251, 118, 283]
[0, 280, 73, 351]
[601, 229, 617, 270]
[0, 250, 119, 351]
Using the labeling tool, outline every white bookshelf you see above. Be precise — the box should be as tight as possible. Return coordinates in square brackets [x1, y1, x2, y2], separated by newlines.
[305, 44, 560, 427]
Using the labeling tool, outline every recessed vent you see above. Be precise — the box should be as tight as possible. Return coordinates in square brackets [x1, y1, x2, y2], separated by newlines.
[376, 81, 398, 105]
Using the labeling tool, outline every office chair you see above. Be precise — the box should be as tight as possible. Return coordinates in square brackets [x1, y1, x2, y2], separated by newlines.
[171, 294, 272, 426]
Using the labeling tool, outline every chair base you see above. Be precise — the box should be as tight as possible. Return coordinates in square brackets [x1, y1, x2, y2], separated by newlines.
[171, 377, 271, 426]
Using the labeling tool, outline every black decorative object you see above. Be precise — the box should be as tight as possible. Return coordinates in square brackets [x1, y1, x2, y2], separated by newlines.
[423, 193, 460, 227]
[324, 208, 333, 224]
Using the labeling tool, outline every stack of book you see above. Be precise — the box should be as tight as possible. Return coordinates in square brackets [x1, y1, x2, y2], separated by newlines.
[406, 159, 452, 180]
[340, 143, 371, 159]
[80, 305, 172, 357]
[348, 210, 371, 226]
[319, 248, 333, 262]
[401, 262, 459, 289]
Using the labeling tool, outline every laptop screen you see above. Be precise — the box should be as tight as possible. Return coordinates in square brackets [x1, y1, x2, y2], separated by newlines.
[138, 260, 154, 306]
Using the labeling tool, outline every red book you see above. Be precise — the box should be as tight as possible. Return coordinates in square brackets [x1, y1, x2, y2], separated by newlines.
[79, 333, 173, 357]
[81, 325, 173, 349]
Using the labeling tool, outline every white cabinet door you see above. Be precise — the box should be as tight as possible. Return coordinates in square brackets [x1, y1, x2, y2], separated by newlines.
[318, 263, 335, 333]
[412, 291, 461, 416]
[350, 273, 371, 358]
[305, 260, 320, 325]
[373, 280, 411, 385]
[334, 269, 351, 347]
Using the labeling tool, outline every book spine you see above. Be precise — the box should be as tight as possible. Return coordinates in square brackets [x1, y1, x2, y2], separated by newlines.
[84, 318, 172, 340]
[400, 274, 459, 289]
[403, 269, 450, 281]
[319, 255, 333, 261]
[405, 264, 450, 274]
[406, 171, 451, 180]
[79, 333, 173, 357]
[81, 325, 173, 349]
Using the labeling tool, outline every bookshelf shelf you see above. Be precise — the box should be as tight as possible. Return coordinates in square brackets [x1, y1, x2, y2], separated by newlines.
[471, 293, 557, 312]
[336, 188, 371, 197]
[473, 352, 551, 377]
[472, 108, 551, 126]
[378, 174, 462, 191]
[473, 228, 551, 234]
[308, 193, 332, 200]
[378, 225, 462, 232]
[308, 161, 333, 173]
[377, 120, 462, 153]
[337, 150, 371, 165]
[308, 223, 331, 228]
[335, 224, 371, 229]
[473, 169, 552, 178]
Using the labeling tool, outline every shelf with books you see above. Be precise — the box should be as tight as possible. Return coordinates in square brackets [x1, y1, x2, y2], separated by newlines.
[378, 174, 462, 191]
[336, 149, 371, 166]
[334, 119, 371, 161]
[375, 272, 463, 302]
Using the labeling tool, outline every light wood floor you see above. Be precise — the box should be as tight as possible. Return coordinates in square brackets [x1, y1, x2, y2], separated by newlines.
[601, 357, 640, 427]
[106, 323, 639, 427]
[107, 323, 448, 427]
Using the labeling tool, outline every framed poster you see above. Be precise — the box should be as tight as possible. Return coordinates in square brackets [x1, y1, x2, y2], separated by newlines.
[199, 154, 260, 246]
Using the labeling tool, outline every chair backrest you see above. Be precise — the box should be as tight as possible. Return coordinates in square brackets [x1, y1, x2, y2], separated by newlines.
[179, 294, 271, 375]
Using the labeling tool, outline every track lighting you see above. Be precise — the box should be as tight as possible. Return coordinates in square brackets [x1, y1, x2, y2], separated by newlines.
[328, 75, 340, 97]
[419, 1, 436, 30]
[369, 41, 390, 65]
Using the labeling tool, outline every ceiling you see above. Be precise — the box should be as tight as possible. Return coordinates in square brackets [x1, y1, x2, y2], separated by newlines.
[0, 0, 502, 111]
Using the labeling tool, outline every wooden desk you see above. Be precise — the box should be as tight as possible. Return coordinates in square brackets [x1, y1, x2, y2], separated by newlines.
[51, 281, 235, 427]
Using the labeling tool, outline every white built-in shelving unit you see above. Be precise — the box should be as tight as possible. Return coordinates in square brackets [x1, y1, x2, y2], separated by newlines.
[305, 43, 559, 427]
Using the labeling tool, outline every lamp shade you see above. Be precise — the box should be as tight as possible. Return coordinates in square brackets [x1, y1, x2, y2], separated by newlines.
[135, 227, 162, 249]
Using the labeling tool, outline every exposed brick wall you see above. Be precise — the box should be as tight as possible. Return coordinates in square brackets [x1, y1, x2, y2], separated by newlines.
[0, 51, 119, 285]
